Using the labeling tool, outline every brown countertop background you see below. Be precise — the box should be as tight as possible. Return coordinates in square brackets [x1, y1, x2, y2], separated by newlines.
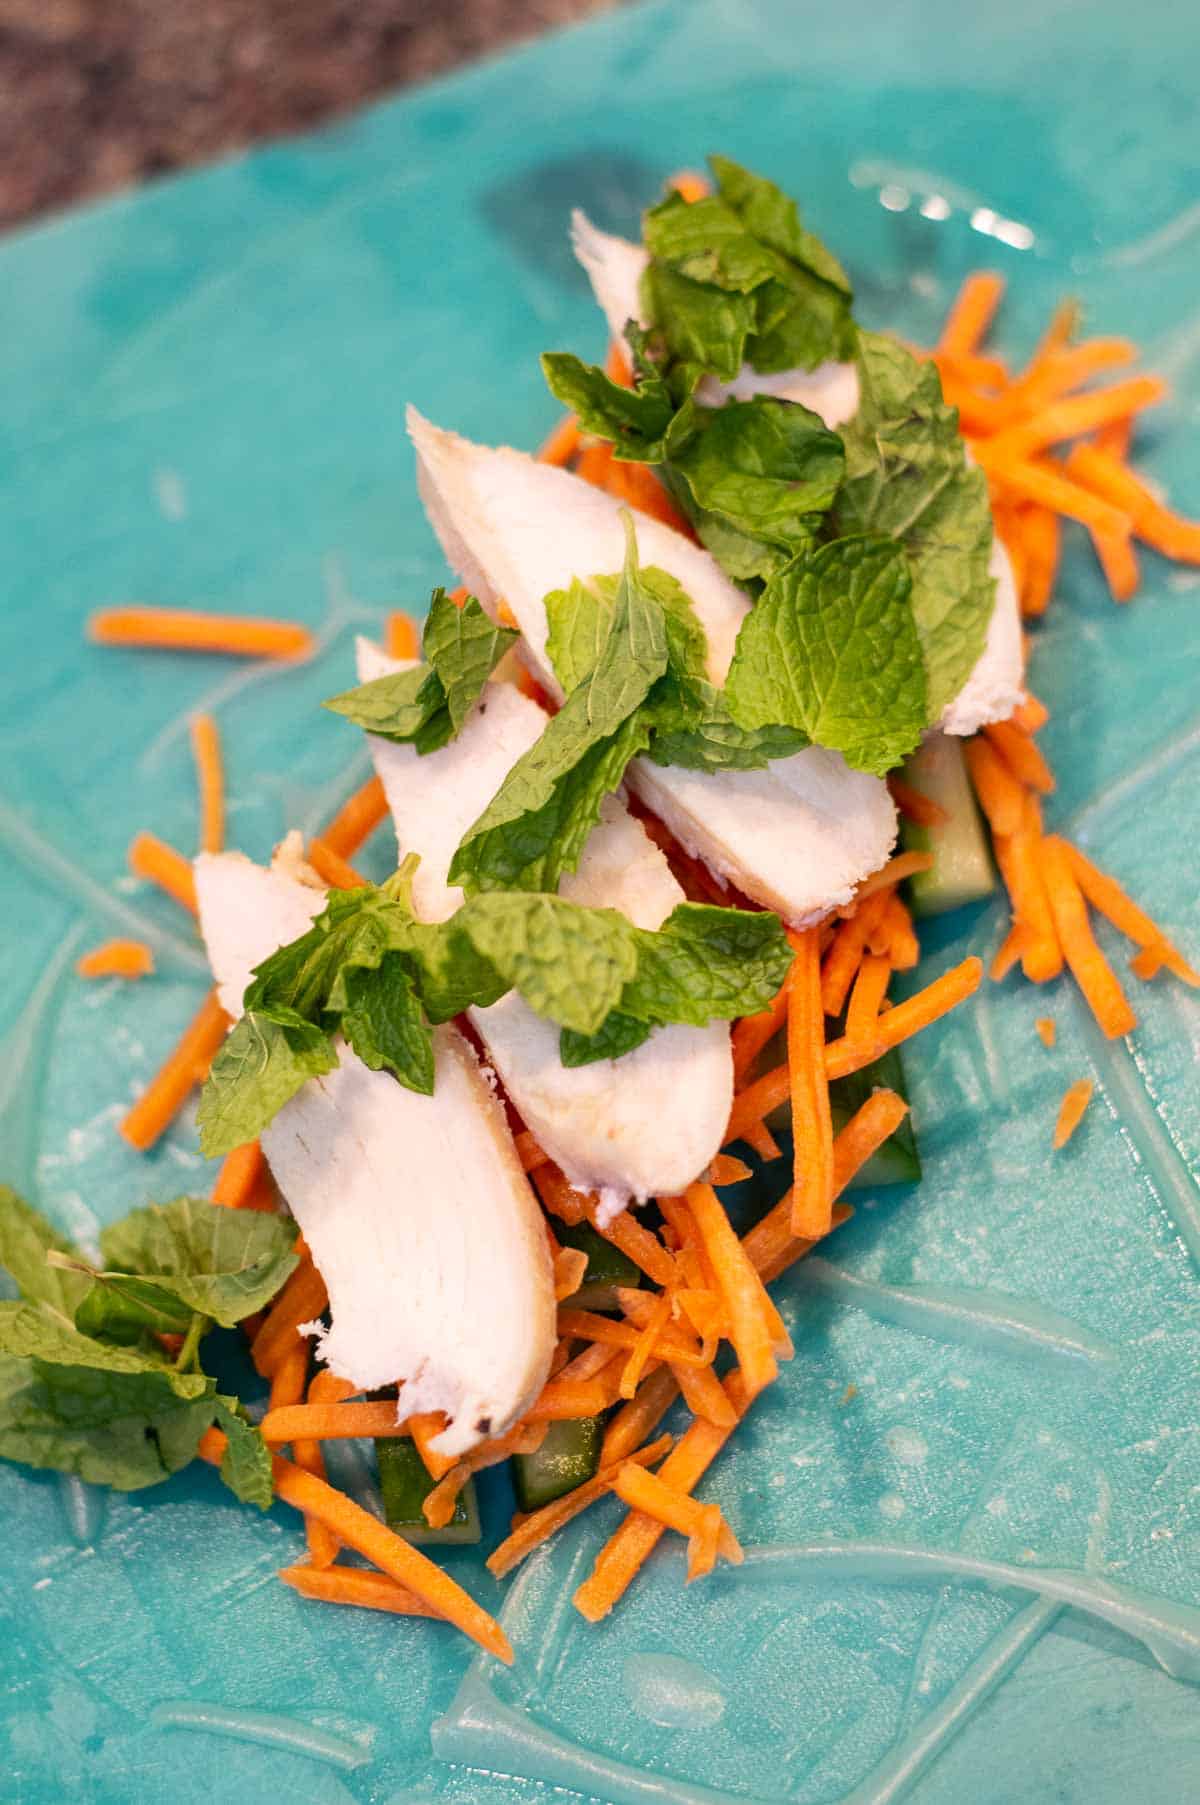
[0, 0, 619, 231]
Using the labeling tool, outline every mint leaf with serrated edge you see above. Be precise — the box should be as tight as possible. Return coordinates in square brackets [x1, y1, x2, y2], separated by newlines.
[339, 955, 435, 1094]
[725, 536, 927, 776]
[832, 330, 995, 720]
[197, 1009, 338, 1158]
[0, 1187, 91, 1316]
[98, 1198, 298, 1330]
[214, 1396, 274, 1509]
[667, 395, 844, 556]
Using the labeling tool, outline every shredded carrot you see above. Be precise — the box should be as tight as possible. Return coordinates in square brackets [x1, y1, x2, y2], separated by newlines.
[611, 1462, 740, 1581]
[1036, 1016, 1057, 1048]
[601, 457, 695, 534]
[556, 1307, 710, 1369]
[533, 1163, 588, 1226]
[669, 169, 711, 204]
[938, 272, 1005, 359]
[250, 1257, 328, 1379]
[787, 928, 835, 1242]
[1053, 1078, 1095, 1150]
[964, 736, 1027, 837]
[293, 1372, 341, 1568]
[211, 1140, 264, 1209]
[671, 1359, 739, 1428]
[976, 451, 1130, 537]
[1060, 844, 1198, 985]
[528, 1374, 620, 1422]
[119, 989, 230, 1150]
[189, 713, 225, 854]
[845, 954, 891, 1053]
[823, 956, 983, 1081]
[821, 890, 892, 1016]
[602, 1369, 681, 1467]
[305, 838, 367, 891]
[128, 830, 198, 914]
[1040, 836, 1137, 1038]
[1015, 505, 1060, 618]
[1088, 523, 1139, 602]
[319, 775, 388, 859]
[852, 850, 934, 905]
[537, 413, 582, 467]
[993, 807, 1063, 983]
[261, 1400, 410, 1444]
[984, 377, 1167, 464]
[553, 1247, 589, 1302]
[740, 1119, 783, 1163]
[885, 894, 920, 971]
[619, 1288, 673, 1399]
[423, 1423, 547, 1528]
[310, 1372, 357, 1406]
[605, 342, 633, 388]
[998, 339, 1138, 417]
[888, 775, 949, 829]
[583, 1198, 678, 1290]
[76, 938, 154, 980]
[408, 1413, 458, 1481]
[1011, 692, 1050, 734]
[708, 1153, 752, 1187]
[983, 720, 1056, 795]
[1065, 441, 1200, 563]
[558, 1340, 623, 1385]
[487, 1435, 673, 1579]
[197, 1429, 511, 1662]
[385, 610, 420, 660]
[1093, 415, 1133, 461]
[89, 606, 315, 661]
[576, 442, 616, 488]
[684, 1182, 781, 1397]
[730, 978, 790, 1085]
[279, 1562, 439, 1618]
[268, 1338, 310, 1412]
[989, 924, 1026, 982]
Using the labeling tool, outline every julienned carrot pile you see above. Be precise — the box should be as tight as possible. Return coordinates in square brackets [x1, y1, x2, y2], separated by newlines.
[75, 938, 154, 979]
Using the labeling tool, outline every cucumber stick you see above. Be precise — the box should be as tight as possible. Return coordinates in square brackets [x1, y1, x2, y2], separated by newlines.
[513, 1415, 604, 1511]
[899, 732, 995, 917]
[375, 1437, 481, 1544]
[554, 1219, 640, 1311]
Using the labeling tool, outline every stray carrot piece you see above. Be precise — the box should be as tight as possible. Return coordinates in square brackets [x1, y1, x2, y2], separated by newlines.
[553, 1247, 589, 1303]
[89, 606, 314, 661]
[601, 1369, 681, 1468]
[197, 1430, 512, 1662]
[1130, 946, 1167, 981]
[306, 838, 367, 891]
[1011, 692, 1050, 734]
[1093, 414, 1133, 460]
[1001, 338, 1138, 414]
[513, 1129, 548, 1174]
[120, 989, 230, 1151]
[293, 1370, 341, 1567]
[852, 851, 934, 905]
[669, 169, 711, 203]
[250, 1257, 327, 1379]
[189, 713, 225, 854]
[128, 830, 198, 914]
[730, 979, 790, 1085]
[990, 924, 1026, 982]
[528, 1375, 618, 1422]
[261, 1400, 409, 1444]
[620, 1288, 672, 1400]
[821, 891, 891, 1016]
[888, 776, 949, 829]
[885, 894, 920, 972]
[1062, 843, 1199, 987]
[823, 957, 983, 1081]
[685, 1182, 782, 1396]
[1089, 524, 1140, 601]
[408, 1412, 457, 1481]
[1067, 443, 1200, 564]
[671, 1359, 739, 1429]
[938, 272, 1005, 358]
[1053, 1078, 1095, 1150]
[576, 442, 616, 488]
[309, 1372, 357, 1406]
[993, 804, 1063, 983]
[279, 1562, 437, 1617]
[448, 586, 470, 608]
[385, 611, 420, 660]
[965, 736, 1027, 837]
[723, 1064, 791, 1151]
[557, 1307, 709, 1370]
[976, 450, 1130, 537]
[611, 1462, 741, 1580]
[76, 938, 154, 980]
[986, 377, 1167, 463]
[1040, 837, 1137, 1039]
[537, 413, 582, 468]
[787, 928, 835, 1243]
[845, 954, 891, 1053]
[983, 720, 1056, 795]
[1036, 1016, 1057, 1048]
[211, 1140, 264, 1209]
[740, 1119, 783, 1163]
[605, 342, 633, 388]
[584, 1198, 678, 1290]
[1015, 505, 1061, 618]
[487, 1435, 673, 1579]
[708, 1153, 753, 1187]
[319, 774, 387, 859]
[268, 1338, 310, 1413]
[533, 1163, 588, 1226]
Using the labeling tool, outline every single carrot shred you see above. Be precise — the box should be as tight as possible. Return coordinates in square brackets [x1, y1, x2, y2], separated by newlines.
[938, 272, 1006, 358]
[76, 938, 154, 980]
[211, 1140, 265, 1210]
[305, 838, 368, 891]
[120, 989, 230, 1150]
[601, 1370, 681, 1468]
[786, 928, 835, 1242]
[261, 1400, 409, 1444]
[1061, 842, 1199, 987]
[990, 924, 1026, 982]
[1035, 1016, 1057, 1048]
[319, 775, 388, 859]
[887, 775, 949, 829]
[682, 1182, 782, 1397]
[189, 712, 225, 853]
[823, 957, 983, 1082]
[553, 1246, 589, 1303]
[610, 1461, 741, 1581]
[385, 611, 420, 660]
[851, 850, 934, 904]
[537, 413, 582, 467]
[821, 890, 891, 1016]
[128, 830, 198, 914]
[982, 719, 1056, 795]
[730, 979, 790, 1085]
[250, 1255, 328, 1379]
[1040, 836, 1137, 1038]
[89, 606, 315, 661]
[279, 1562, 438, 1617]
[1053, 1078, 1095, 1150]
[668, 169, 711, 203]
[845, 954, 891, 1054]
[965, 736, 1029, 837]
[1011, 692, 1050, 733]
[583, 1198, 678, 1290]
[1089, 524, 1140, 602]
[487, 1435, 673, 1579]
[268, 1338, 310, 1412]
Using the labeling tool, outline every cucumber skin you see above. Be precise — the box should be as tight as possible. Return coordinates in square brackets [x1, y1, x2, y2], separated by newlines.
[555, 1219, 640, 1313]
[900, 733, 995, 917]
[376, 1437, 482, 1545]
[513, 1415, 604, 1512]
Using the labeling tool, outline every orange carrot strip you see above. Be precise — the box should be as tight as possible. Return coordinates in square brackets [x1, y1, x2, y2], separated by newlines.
[1062, 843, 1199, 986]
[982, 720, 1056, 795]
[576, 442, 616, 488]
[558, 1340, 623, 1385]
[537, 413, 582, 467]
[533, 1163, 588, 1227]
[1093, 415, 1133, 460]
[1015, 505, 1061, 618]
[189, 713, 225, 854]
[1088, 523, 1140, 601]
[279, 1562, 437, 1617]
[319, 775, 388, 859]
[197, 1430, 511, 1662]
[1040, 836, 1137, 1038]
[602, 457, 694, 534]
[708, 1153, 753, 1187]
[128, 830, 198, 914]
[964, 736, 1027, 837]
[384, 611, 420, 660]
[250, 1258, 327, 1378]
[309, 1372, 357, 1406]
[685, 1182, 781, 1397]
[852, 851, 934, 904]
[821, 891, 892, 1016]
[268, 1339, 310, 1413]
[669, 169, 711, 203]
[885, 894, 920, 972]
[724, 1064, 792, 1148]
[211, 1140, 265, 1209]
[938, 272, 1005, 358]
[89, 607, 314, 661]
[993, 808, 1063, 982]
[845, 954, 891, 1053]
[977, 452, 1130, 536]
[120, 989, 229, 1150]
[601, 1369, 681, 1467]
[553, 1247, 589, 1303]
[619, 1289, 672, 1400]
[730, 979, 790, 1084]
[888, 776, 949, 829]
[305, 838, 367, 891]
[574, 1371, 751, 1621]
[932, 349, 1009, 388]
[261, 1400, 410, 1444]
[528, 1375, 619, 1422]
[1036, 1016, 1057, 1048]
[583, 1199, 678, 1289]
[1053, 1078, 1095, 1150]
[751, 1202, 855, 1288]
[671, 1358, 739, 1429]
[1064, 441, 1200, 561]
[990, 924, 1026, 982]
[293, 1369, 341, 1567]
[1130, 946, 1167, 981]
[409, 1412, 457, 1481]
[487, 1435, 673, 1578]
[76, 938, 154, 980]
[423, 1424, 547, 1528]
[1011, 692, 1050, 733]
[611, 1462, 741, 1580]
[1002, 338, 1138, 414]
[740, 1119, 783, 1162]
[823, 957, 983, 1081]
[557, 1308, 710, 1369]
[789, 928, 834, 1242]
[513, 1129, 548, 1174]
[986, 377, 1167, 462]
[605, 342, 633, 388]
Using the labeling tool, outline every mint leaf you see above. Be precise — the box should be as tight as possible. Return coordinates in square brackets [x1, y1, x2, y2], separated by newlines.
[709, 156, 851, 297]
[98, 1198, 298, 1329]
[339, 955, 436, 1095]
[639, 260, 755, 386]
[832, 331, 995, 719]
[541, 351, 674, 462]
[458, 893, 639, 1037]
[0, 1188, 90, 1316]
[197, 1009, 338, 1158]
[214, 1396, 274, 1509]
[643, 190, 780, 293]
[667, 396, 844, 558]
[559, 1011, 654, 1068]
[725, 536, 927, 776]
[324, 663, 446, 745]
[74, 1272, 194, 1343]
[646, 682, 809, 772]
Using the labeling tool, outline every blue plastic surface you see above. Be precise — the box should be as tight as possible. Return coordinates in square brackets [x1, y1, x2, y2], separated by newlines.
[2, 1, 1200, 1799]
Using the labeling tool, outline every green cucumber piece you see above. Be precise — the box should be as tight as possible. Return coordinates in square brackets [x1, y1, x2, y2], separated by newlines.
[555, 1219, 640, 1312]
[899, 732, 995, 917]
[375, 1437, 481, 1545]
[513, 1415, 604, 1511]
[829, 1045, 921, 1187]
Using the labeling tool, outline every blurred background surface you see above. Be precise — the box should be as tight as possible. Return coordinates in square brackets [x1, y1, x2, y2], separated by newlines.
[0, 0, 619, 229]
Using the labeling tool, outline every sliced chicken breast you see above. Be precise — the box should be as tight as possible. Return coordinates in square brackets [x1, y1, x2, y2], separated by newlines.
[408, 408, 897, 923]
[354, 638, 732, 1218]
[570, 212, 1023, 735]
[195, 834, 555, 1457]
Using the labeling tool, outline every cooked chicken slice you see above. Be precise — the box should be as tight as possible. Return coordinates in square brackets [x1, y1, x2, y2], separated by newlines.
[408, 409, 896, 923]
[195, 834, 555, 1457]
[569, 212, 1023, 734]
[354, 638, 732, 1218]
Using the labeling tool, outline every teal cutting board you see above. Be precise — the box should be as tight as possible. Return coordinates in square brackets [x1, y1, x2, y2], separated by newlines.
[3, 1, 1200, 1799]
